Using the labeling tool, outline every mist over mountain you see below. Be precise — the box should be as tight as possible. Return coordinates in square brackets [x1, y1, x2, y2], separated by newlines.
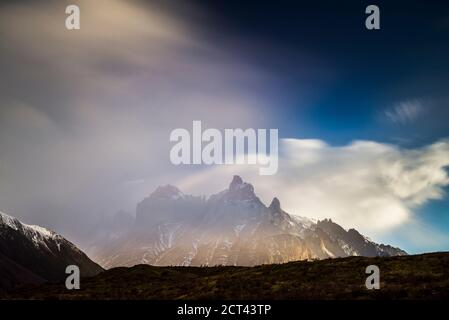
[91, 176, 406, 268]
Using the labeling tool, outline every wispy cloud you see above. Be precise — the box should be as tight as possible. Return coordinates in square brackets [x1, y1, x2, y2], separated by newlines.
[384, 100, 424, 125]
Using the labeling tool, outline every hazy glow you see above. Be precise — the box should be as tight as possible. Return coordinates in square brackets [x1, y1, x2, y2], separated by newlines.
[178, 139, 449, 237]
[0, 0, 274, 239]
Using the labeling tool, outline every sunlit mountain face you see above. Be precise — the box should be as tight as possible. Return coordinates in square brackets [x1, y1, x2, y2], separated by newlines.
[89, 176, 405, 269]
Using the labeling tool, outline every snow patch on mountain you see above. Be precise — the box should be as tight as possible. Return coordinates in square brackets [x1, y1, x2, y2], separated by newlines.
[1, 211, 57, 248]
[0, 211, 20, 231]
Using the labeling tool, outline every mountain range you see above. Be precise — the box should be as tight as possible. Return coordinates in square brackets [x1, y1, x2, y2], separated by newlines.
[0, 175, 407, 292]
[91, 176, 406, 268]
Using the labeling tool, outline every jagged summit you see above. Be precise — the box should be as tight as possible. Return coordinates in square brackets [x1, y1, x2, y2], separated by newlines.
[0, 211, 20, 230]
[229, 175, 244, 190]
[268, 197, 281, 212]
[150, 184, 184, 200]
[226, 175, 256, 201]
[1, 211, 55, 238]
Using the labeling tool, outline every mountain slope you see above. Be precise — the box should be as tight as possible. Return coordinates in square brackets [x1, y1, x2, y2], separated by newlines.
[0, 211, 104, 291]
[93, 176, 406, 268]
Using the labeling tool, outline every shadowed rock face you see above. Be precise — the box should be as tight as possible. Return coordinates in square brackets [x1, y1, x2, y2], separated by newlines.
[91, 176, 406, 269]
[0, 211, 103, 291]
[269, 197, 281, 212]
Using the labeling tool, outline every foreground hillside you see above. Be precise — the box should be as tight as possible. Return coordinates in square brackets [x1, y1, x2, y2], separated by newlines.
[6, 252, 449, 300]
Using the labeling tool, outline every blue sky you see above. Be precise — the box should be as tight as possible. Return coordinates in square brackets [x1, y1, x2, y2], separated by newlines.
[196, 0, 449, 144]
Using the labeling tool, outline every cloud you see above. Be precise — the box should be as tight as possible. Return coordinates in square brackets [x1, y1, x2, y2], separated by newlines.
[177, 138, 449, 237]
[0, 0, 276, 238]
[384, 100, 424, 125]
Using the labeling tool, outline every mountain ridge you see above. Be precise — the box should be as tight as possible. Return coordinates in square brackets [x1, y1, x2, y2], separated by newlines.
[0, 211, 103, 291]
[91, 176, 406, 268]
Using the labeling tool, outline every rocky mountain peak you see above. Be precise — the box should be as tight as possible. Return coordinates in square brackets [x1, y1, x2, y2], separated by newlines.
[150, 184, 184, 200]
[268, 197, 281, 213]
[229, 175, 244, 191]
[227, 175, 256, 201]
[92, 175, 407, 268]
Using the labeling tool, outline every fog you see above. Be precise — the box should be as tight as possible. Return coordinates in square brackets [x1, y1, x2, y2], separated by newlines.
[0, 0, 277, 243]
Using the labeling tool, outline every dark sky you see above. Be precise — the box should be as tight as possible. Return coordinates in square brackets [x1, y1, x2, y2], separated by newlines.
[187, 0, 449, 145]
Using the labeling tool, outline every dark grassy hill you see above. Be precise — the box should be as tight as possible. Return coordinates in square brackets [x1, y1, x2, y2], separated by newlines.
[5, 252, 449, 300]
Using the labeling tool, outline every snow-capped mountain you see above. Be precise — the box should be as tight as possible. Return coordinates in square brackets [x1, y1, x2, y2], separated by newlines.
[0, 211, 103, 291]
[92, 176, 406, 268]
